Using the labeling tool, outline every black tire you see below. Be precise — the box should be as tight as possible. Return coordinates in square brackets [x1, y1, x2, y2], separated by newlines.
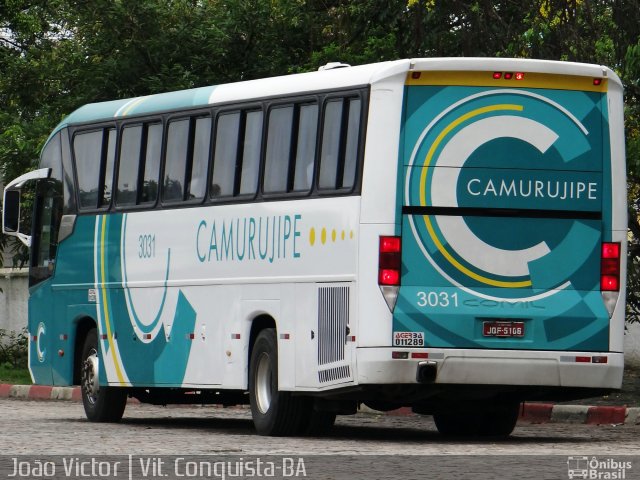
[249, 328, 308, 436]
[434, 402, 520, 438]
[80, 328, 127, 422]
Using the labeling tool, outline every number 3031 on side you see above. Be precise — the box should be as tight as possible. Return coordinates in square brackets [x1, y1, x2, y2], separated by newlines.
[416, 291, 458, 308]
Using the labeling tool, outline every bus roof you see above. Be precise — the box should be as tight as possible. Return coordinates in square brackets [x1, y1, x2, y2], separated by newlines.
[53, 57, 620, 134]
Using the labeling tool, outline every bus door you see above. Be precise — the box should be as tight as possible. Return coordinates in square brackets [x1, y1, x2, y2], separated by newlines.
[28, 176, 63, 384]
[394, 73, 612, 353]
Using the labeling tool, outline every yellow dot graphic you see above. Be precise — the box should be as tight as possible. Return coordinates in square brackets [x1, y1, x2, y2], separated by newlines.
[321, 228, 327, 245]
[341, 230, 345, 241]
[331, 229, 337, 242]
[350, 230, 354, 239]
[309, 228, 316, 246]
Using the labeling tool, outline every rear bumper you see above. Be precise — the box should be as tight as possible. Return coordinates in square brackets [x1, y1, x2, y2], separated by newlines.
[356, 348, 624, 389]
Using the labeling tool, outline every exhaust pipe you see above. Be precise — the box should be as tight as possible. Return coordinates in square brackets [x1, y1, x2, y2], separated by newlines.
[416, 360, 438, 383]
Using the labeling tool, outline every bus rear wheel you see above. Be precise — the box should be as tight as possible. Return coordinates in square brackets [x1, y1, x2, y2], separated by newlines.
[249, 328, 308, 436]
[433, 402, 520, 437]
[80, 328, 127, 422]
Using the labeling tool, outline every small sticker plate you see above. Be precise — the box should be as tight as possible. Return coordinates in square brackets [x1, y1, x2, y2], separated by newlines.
[393, 331, 425, 346]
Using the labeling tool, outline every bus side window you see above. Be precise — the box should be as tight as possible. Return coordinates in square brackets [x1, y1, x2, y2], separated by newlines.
[318, 99, 343, 190]
[211, 112, 240, 198]
[264, 106, 293, 194]
[342, 98, 361, 189]
[116, 125, 142, 206]
[163, 119, 189, 203]
[239, 110, 263, 196]
[140, 123, 162, 205]
[100, 129, 116, 207]
[293, 103, 318, 192]
[189, 117, 212, 200]
[30, 133, 64, 286]
[73, 130, 104, 209]
[318, 97, 362, 192]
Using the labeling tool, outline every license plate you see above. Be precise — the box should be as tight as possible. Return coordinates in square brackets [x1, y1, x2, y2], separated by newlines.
[393, 331, 425, 346]
[483, 321, 525, 337]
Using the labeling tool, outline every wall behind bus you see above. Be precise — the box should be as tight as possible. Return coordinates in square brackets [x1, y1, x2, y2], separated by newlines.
[1, 272, 640, 368]
[0, 268, 28, 335]
[625, 323, 640, 369]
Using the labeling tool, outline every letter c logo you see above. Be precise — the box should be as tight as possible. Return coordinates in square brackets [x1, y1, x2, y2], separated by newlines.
[36, 322, 46, 363]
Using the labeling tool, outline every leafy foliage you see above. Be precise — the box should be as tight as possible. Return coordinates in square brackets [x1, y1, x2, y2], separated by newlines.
[0, 0, 639, 321]
[0, 327, 28, 369]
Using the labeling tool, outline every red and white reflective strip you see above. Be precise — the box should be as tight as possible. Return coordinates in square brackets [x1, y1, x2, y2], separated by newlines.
[230, 333, 241, 340]
[391, 351, 444, 360]
[560, 355, 608, 364]
[600, 242, 621, 292]
[280, 333, 291, 340]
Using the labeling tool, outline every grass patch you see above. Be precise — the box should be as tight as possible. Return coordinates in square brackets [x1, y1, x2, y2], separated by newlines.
[0, 364, 31, 384]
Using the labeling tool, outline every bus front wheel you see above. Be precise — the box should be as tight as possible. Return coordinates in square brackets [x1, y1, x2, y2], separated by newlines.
[80, 328, 127, 422]
[249, 328, 308, 436]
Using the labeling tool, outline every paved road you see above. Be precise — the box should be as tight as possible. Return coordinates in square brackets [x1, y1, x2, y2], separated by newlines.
[0, 399, 638, 479]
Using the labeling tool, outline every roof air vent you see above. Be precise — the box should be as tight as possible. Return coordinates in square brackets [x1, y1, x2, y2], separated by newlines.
[318, 62, 351, 71]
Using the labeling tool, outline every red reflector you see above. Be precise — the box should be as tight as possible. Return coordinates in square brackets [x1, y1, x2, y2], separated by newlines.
[411, 72, 421, 79]
[379, 269, 400, 286]
[601, 258, 618, 275]
[379, 252, 400, 269]
[32, 336, 37, 342]
[411, 352, 429, 359]
[231, 333, 241, 340]
[601, 275, 619, 291]
[575, 356, 591, 363]
[493, 72, 502, 79]
[593, 78, 602, 86]
[144, 333, 152, 340]
[280, 333, 290, 340]
[504, 72, 514, 80]
[101, 334, 108, 340]
[592, 356, 608, 364]
[602, 242, 620, 259]
[515, 72, 525, 80]
[380, 236, 401, 253]
[392, 351, 409, 359]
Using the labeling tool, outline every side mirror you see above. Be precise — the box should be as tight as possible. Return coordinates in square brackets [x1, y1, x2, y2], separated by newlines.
[3, 189, 21, 233]
[2, 167, 51, 247]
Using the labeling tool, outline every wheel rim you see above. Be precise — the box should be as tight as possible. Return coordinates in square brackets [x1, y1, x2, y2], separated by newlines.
[82, 348, 100, 405]
[255, 352, 273, 414]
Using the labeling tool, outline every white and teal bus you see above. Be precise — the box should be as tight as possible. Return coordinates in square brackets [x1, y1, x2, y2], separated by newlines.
[2, 58, 627, 437]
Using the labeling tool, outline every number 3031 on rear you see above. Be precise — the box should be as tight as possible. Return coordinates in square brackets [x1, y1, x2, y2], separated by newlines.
[416, 291, 458, 308]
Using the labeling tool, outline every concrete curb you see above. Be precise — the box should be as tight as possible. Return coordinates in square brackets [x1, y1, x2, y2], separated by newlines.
[1, 384, 637, 425]
[353, 403, 640, 426]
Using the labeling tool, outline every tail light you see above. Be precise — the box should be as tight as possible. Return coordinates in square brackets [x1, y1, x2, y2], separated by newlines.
[601, 242, 621, 318]
[600, 242, 620, 292]
[379, 236, 401, 311]
[379, 236, 401, 285]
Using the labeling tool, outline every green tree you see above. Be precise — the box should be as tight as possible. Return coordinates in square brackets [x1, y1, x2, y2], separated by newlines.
[1, 0, 640, 324]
